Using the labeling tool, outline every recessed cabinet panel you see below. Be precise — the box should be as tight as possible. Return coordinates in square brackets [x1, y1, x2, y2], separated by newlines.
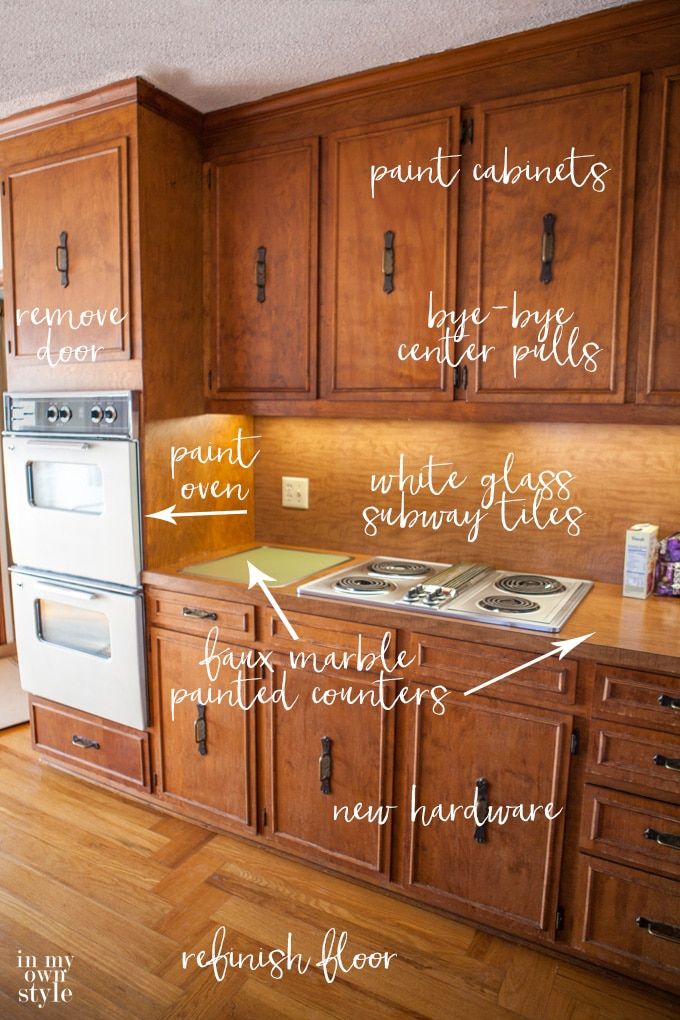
[403, 689, 571, 937]
[150, 628, 256, 831]
[264, 665, 394, 877]
[638, 67, 680, 404]
[2, 139, 131, 360]
[207, 138, 318, 398]
[324, 109, 459, 400]
[469, 75, 639, 403]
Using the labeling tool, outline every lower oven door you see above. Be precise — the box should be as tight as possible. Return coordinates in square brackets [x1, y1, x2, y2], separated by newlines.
[11, 570, 147, 730]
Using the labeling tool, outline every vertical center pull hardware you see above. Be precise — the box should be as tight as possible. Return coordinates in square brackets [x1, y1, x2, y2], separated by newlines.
[474, 777, 489, 843]
[319, 736, 332, 794]
[540, 213, 555, 284]
[195, 703, 207, 756]
[56, 231, 69, 288]
[382, 231, 395, 293]
[256, 246, 267, 303]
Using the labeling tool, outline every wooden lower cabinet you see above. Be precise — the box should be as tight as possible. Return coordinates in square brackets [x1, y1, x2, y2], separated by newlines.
[261, 664, 395, 879]
[401, 687, 572, 938]
[149, 627, 257, 832]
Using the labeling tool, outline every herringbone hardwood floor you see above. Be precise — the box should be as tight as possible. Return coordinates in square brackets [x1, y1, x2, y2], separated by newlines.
[0, 723, 677, 1019]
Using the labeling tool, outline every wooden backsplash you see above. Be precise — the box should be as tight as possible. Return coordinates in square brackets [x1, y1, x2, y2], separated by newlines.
[253, 418, 679, 585]
[143, 415, 255, 569]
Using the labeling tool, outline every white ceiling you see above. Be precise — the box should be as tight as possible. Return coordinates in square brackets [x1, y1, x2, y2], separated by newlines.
[1, 0, 633, 121]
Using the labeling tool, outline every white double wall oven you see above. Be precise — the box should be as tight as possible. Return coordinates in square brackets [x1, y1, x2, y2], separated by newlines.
[3, 392, 147, 729]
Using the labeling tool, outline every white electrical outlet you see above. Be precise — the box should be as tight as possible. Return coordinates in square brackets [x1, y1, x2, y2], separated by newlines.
[282, 476, 309, 509]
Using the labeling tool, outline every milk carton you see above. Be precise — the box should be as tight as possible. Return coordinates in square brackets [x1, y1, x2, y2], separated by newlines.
[623, 523, 658, 599]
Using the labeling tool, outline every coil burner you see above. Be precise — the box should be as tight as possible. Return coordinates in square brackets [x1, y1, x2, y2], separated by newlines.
[334, 576, 396, 596]
[478, 594, 540, 614]
[495, 574, 567, 596]
[367, 560, 432, 578]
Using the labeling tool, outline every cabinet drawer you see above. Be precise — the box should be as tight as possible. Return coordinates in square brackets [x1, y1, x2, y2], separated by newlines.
[575, 855, 680, 986]
[262, 609, 395, 671]
[31, 698, 150, 790]
[588, 720, 680, 799]
[408, 633, 576, 707]
[594, 664, 680, 734]
[145, 587, 254, 642]
[581, 786, 680, 879]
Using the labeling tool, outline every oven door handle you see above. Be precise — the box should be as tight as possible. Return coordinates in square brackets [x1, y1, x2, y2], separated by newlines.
[35, 582, 98, 601]
[25, 440, 91, 451]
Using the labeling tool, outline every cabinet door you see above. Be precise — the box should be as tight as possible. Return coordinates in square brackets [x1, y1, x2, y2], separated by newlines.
[206, 138, 318, 399]
[637, 67, 680, 404]
[2, 138, 131, 360]
[323, 109, 459, 401]
[262, 665, 395, 878]
[402, 688, 571, 939]
[150, 628, 257, 832]
[467, 75, 639, 403]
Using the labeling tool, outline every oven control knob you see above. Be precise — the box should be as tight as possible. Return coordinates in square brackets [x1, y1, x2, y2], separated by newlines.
[90, 405, 104, 424]
[103, 405, 118, 424]
[46, 404, 59, 424]
[58, 405, 72, 423]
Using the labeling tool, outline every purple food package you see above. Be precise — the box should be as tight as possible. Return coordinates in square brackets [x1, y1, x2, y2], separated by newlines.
[655, 557, 680, 597]
[658, 533, 680, 563]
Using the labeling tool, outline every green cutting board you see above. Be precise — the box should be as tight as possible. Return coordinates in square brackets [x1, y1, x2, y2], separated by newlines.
[181, 546, 349, 587]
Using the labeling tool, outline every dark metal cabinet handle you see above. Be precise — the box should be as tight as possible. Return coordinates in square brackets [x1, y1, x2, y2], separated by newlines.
[56, 231, 69, 288]
[474, 777, 489, 843]
[636, 916, 680, 943]
[643, 827, 680, 850]
[72, 734, 100, 750]
[382, 231, 395, 293]
[540, 213, 555, 284]
[256, 246, 266, 303]
[319, 736, 332, 794]
[195, 703, 207, 756]
[658, 694, 680, 711]
[182, 607, 217, 621]
[653, 754, 680, 772]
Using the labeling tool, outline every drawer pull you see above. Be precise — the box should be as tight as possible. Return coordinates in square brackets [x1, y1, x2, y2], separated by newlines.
[72, 734, 100, 750]
[382, 230, 395, 293]
[194, 704, 207, 756]
[319, 736, 332, 795]
[256, 245, 266, 303]
[653, 754, 680, 772]
[636, 916, 680, 943]
[55, 230, 69, 287]
[540, 213, 555, 284]
[643, 827, 680, 850]
[182, 607, 217, 621]
[474, 777, 489, 844]
[658, 694, 680, 711]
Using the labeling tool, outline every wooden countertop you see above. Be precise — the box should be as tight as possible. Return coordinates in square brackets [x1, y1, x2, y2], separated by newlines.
[143, 543, 680, 676]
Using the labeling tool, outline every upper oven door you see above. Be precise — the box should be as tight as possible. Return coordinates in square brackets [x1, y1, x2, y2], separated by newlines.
[2, 435, 141, 587]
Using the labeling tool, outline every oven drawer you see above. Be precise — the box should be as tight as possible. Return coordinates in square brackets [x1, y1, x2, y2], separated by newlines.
[593, 664, 680, 734]
[145, 587, 254, 641]
[407, 633, 576, 706]
[587, 720, 680, 799]
[581, 786, 680, 879]
[31, 698, 151, 790]
[574, 855, 680, 986]
[262, 609, 395, 671]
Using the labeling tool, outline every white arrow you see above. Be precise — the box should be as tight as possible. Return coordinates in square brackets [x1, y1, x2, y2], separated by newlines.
[146, 504, 248, 526]
[464, 632, 595, 696]
[247, 561, 299, 641]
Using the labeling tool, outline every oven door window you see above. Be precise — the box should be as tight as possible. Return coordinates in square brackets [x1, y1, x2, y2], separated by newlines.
[36, 599, 112, 659]
[28, 461, 104, 514]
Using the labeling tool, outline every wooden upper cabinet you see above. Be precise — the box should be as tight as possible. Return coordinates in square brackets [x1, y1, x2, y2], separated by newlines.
[206, 138, 319, 399]
[467, 75, 639, 403]
[637, 67, 680, 405]
[322, 109, 459, 401]
[2, 138, 131, 361]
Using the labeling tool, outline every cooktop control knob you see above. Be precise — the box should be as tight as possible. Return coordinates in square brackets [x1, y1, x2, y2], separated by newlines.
[58, 405, 72, 423]
[46, 404, 59, 424]
[404, 585, 423, 602]
[90, 405, 104, 424]
[103, 405, 117, 424]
